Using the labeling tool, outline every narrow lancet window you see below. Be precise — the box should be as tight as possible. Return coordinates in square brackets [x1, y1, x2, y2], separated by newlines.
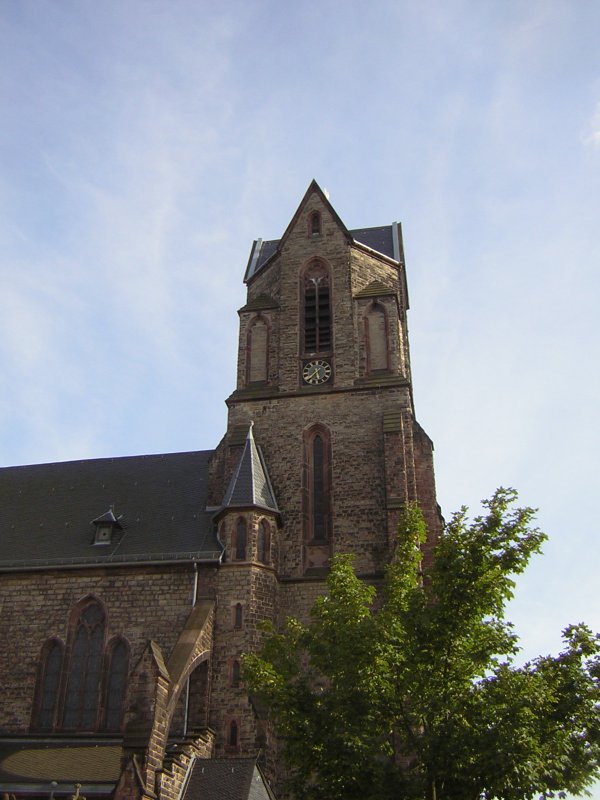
[309, 211, 321, 236]
[35, 640, 63, 731]
[235, 519, 247, 560]
[103, 639, 129, 732]
[257, 520, 270, 564]
[303, 425, 332, 543]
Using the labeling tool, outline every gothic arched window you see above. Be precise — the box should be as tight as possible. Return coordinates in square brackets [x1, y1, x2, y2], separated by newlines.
[303, 425, 332, 542]
[309, 211, 321, 236]
[302, 261, 331, 354]
[31, 600, 129, 734]
[228, 719, 239, 748]
[62, 599, 106, 730]
[257, 520, 270, 564]
[365, 302, 389, 372]
[102, 638, 129, 732]
[33, 639, 64, 732]
[235, 519, 247, 561]
[231, 660, 241, 688]
[247, 316, 268, 384]
[234, 603, 243, 629]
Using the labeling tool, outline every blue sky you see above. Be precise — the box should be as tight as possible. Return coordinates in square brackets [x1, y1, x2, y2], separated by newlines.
[1, 0, 599, 789]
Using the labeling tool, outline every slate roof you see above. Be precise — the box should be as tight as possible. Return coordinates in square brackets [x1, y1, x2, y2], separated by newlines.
[182, 757, 276, 800]
[245, 225, 401, 282]
[221, 425, 279, 514]
[0, 451, 222, 571]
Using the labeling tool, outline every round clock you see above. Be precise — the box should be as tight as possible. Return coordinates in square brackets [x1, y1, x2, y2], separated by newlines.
[303, 359, 332, 385]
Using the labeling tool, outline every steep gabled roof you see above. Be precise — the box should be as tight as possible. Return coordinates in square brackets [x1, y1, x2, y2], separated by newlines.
[0, 451, 223, 571]
[244, 180, 403, 282]
[221, 424, 279, 514]
[182, 757, 277, 800]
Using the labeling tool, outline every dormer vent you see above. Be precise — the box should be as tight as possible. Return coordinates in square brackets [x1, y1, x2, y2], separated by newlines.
[91, 507, 123, 546]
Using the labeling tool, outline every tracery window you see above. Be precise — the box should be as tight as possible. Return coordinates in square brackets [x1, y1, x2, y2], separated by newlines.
[303, 425, 332, 542]
[302, 261, 331, 354]
[31, 598, 129, 734]
[63, 600, 105, 730]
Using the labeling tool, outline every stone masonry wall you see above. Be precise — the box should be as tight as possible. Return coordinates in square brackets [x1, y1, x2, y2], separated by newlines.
[0, 563, 217, 733]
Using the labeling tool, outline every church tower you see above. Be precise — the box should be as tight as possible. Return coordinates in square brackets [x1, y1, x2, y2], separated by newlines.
[0, 182, 442, 798]
[207, 181, 441, 759]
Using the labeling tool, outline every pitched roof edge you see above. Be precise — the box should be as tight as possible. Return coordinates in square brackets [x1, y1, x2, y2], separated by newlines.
[277, 179, 352, 252]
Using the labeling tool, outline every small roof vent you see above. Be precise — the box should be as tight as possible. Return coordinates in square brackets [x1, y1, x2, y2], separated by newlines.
[91, 506, 123, 546]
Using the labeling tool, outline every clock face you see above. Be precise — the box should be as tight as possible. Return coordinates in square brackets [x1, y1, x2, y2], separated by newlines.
[302, 359, 332, 385]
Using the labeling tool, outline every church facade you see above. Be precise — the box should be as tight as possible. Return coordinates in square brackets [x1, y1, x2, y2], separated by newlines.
[0, 182, 441, 799]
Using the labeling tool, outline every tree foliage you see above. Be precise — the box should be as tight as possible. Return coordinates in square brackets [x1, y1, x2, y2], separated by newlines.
[243, 489, 600, 800]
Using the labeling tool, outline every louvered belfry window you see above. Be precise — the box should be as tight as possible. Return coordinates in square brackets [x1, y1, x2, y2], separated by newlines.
[303, 261, 330, 353]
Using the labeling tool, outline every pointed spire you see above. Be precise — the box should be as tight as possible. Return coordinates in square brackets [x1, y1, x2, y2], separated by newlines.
[221, 422, 279, 513]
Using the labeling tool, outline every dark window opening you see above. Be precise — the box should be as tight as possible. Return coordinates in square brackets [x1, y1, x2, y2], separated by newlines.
[36, 641, 63, 731]
[231, 660, 241, 688]
[312, 435, 326, 541]
[303, 425, 332, 545]
[228, 720, 239, 747]
[234, 603, 243, 629]
[257, 521, 269, 564]
[235, 519, 247, 560]
[103, 639, 129, 732]
[310, 211, 321, 236]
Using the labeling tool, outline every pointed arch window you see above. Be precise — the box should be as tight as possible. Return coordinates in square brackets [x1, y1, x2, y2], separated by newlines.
[228, 719, 239, 749]
[309, 211, 321, 236]
[63, 599, 106, 730]
[102, 638, 129, 732]
[231, 659, 241, 688]
[247, 316, 268, 384]
[303, 425, 332, 543]
[33, 639, 63, 732]
[257, 520, 270, 564]
[365, 302, 389, 372]
[235, 519, 247, 560]
[32, 600, 129, 734]
[302, 261, 331, 354]
[234, 603, 243, 629]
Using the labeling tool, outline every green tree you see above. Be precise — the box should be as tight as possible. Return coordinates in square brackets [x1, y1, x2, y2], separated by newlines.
[244, 489, 600, 800]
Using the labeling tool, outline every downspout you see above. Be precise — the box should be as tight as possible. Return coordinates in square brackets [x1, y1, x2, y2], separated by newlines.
[183, 561, 199, 737]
